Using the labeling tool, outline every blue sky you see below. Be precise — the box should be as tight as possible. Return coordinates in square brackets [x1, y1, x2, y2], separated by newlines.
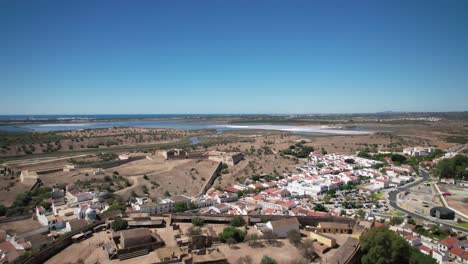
[1, 0, 467, 114]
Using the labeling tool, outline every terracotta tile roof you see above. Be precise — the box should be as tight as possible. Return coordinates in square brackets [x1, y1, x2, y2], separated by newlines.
[449, 246, 464, 257]
[418, 245, 432, 254]
[263, 208, 276, 214]
[223, 186, 240, 193]
[439, 237, 460, 247]
[307, 211, 327, 217]
[374, 222, 385, 228]
[461, 251, 468, 260]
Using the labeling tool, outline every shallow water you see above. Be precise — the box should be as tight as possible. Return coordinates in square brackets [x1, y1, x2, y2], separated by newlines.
[0, 120, 372, 135]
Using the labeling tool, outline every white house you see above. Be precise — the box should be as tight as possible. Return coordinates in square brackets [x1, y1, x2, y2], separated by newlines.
[36, 206, 65, 230]
[265, 217, 300, 238]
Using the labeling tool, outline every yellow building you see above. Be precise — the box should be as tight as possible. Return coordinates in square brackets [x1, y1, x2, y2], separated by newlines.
[309, 231, 337, 248]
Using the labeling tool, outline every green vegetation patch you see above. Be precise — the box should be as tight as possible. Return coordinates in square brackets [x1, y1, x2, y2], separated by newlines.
[361, 227, 436, 264]
[435, 155, 468, 180]
[281, 142, 314, 158]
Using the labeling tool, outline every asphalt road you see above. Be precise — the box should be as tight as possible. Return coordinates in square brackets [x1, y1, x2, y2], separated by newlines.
[388, 169, 468, 233]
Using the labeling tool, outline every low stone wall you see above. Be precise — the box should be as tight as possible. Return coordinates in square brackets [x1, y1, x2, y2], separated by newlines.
[169, 213, 357, 227]
[36, 168, 63, 175]
[22, 220, 104, 264]
[0, 213, 32, 224]
[78, 156, 145, 169]
[199, 162, 222, 195]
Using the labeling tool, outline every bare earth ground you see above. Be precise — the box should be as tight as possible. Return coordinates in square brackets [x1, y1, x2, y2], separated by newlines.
[218, 240, 307, 264]
[46, 221, 306, 264]
[46, 228, 179, 264]
[0, 178, 31, 207]
[0, 218, 43, 235]
[438, 184, 468, 216]
[116, 158, 220, 199]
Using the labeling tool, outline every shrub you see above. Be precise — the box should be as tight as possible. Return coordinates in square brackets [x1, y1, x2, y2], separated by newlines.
[230, 215, 246, 227]
[218, 226, 245, 243]
[112, 217, 128, 231]
[260, 256, 278, 264]
[287, 229, 302, 246]
[0, 204, 6, 216]
[192, 217, 204, 227]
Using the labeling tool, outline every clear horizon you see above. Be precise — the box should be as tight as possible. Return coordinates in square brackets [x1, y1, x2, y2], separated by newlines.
[2, 0, 468, 115]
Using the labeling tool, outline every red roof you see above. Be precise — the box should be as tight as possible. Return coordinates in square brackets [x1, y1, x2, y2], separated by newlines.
[228, 209, 239, 215]
[307, 211, 327, 217]
[0, 241, 15, 253]
[254, 183, 264, 188]
[262, 188, 280, 194]
[263, 208, 276, 214]
[449, 246, 464, 257]
[276, 200, 295, 208]
[224, 186, 240, 193]
[374, 222, 385, 228]
[375, 179, 388, 183]
[418, 245, 432, 254]
[439, 236, 459, 247]
[461, 251, 468, 260]
[0, 241, 19, 262]
[251, 194, 265, 200]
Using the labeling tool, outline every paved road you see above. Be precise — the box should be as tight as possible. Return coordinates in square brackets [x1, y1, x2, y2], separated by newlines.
[388, 169, 468, 233]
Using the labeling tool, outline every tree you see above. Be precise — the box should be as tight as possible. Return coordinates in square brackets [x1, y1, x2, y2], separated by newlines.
[299, 240, 318, 261]
[112, 217, 128, 231]
[409, 247, 437, 264]
[142, 185, 149, 194]
[389, 217, 403, 226]
[260, 256, 278, 264]
[230, 216, 246, 227]
[391, 154, 407, 163]
[407, 218, 416, 225]
[321, 148, 327, 155]
[0, 204, 6, 216]
[287, 229, 302, 246]
[435, 155, 468, 180]
[360, 227, 410, 264]
[218, 226, 245, 243]
[174, 201, 196, 212]
[106, 204, 126, 213]
[187, 226, 202, 236]
[313, 203, 327, 212]
[356, 209, 366, 220]
[192, 217, 204, 227]
[358, 151, 372, 159]
[247, 233, 259, 246]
